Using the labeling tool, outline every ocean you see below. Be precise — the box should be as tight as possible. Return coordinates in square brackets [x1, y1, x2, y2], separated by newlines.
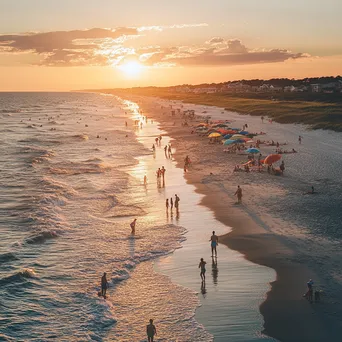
[0, 93, 211, 341]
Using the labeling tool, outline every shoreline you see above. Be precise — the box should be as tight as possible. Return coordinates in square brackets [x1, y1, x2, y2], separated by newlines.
[129, 95, 339, 341]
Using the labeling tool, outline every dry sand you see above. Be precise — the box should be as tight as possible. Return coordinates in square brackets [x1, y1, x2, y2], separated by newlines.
[120, 95, 340, 342]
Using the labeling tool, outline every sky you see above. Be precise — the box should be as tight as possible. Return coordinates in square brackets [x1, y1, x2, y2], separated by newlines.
[1, 0, 341, 90]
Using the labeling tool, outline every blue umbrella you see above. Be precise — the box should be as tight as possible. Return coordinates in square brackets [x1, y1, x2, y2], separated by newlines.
[246, 148, 260, 154]
[223, 134, 232, 139]
[223, 139, 237, 145]
[239, 131, 249, 135]
[231, 128, 240, 131]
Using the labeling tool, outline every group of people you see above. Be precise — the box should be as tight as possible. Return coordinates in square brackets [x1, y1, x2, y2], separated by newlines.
[165, 194, 180, 212]
[198, 231, 219, 283]
[164, 144, 172, 158]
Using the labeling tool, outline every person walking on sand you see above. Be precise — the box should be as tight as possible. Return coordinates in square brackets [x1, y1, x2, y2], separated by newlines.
[130, 218, 137, 234]
[168, 144, 172, 158]
[170, 197, 173, 211]
[235, 185, 242, 204]
[101, 272, 108, 298]
[298, 135, 302, 144]
[152, 144, 155, 152]
[280, 161, 285, 175]
[144, 175, 147, 185]
[146, 319, 157, 342]
[164, 145, 168, 156]
[166, 198, 169, 210]
[199, 258, 206, 281]
[210, 231, 219, 257]
[161, 166, 166, 180]
[174, 194, 180, 210]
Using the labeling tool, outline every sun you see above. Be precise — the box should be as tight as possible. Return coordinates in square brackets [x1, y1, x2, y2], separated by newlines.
[118, 61, 143, 78]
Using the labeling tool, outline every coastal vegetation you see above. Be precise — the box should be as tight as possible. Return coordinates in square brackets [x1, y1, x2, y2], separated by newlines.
[92, 85, 342, 132]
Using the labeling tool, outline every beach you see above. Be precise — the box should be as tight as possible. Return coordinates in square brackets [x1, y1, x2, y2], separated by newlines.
[1, 92, 342, 341]
[127, 95, 342, 341]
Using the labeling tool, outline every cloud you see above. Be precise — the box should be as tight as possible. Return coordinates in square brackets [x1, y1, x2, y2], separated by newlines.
[0, 28, 138, 66]
[141, 39, 309, 67]
[0, 28, 309, 68]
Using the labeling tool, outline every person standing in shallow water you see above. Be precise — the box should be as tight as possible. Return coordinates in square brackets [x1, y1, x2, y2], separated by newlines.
[170, 197, 173, 211]
[130, 218, 137, 234]
[235, 185, 242, 204]
[199, 258, 206, 281]
[174, 194, 180, 210]
[101, 272, 108, 298]
[210, 231, 218, 257]
[146, 319, 157, 342]
[166, 198, 169, 211]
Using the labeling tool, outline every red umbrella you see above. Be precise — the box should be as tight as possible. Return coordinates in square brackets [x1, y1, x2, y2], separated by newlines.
[217, 128, 229, 135]
[264, 154, 281, 165]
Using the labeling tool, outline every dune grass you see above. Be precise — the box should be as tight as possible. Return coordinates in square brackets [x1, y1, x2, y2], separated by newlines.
[92, 88, 342, 132]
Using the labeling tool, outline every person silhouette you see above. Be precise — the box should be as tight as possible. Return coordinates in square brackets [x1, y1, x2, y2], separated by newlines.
[146, 319, 157, 342]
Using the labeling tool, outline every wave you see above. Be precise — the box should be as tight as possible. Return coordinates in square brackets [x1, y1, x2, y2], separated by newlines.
[0, 252, 18, 265]
[25, 230, 58, 244]
[72, 134, 89, 140]
[108, 224, 186, 287]
[40, 177, 78, 199]
[48, 161, 111, 175]
[0, 268, 37, 286]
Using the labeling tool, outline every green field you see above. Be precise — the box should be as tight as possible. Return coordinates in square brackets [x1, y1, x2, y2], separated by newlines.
[90, 88, 342, 132]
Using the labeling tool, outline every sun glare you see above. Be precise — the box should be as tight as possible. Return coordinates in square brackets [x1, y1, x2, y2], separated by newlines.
[118, 61, 143, 78]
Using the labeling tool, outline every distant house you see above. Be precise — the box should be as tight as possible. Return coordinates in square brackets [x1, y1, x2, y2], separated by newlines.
[193, 87, 218, 94]
[311, 84, 322, 93]
[284, 86, 296, 92]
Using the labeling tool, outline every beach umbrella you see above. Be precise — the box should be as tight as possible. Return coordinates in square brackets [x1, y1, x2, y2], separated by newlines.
[239, 131, 249, 135]
[208, 132, 221, 138]
[223, 134, 232, 139]
[223, 139, 238, 145]
[231, 134, 245, 139]
[246, 148, 260, 154]
[217, 128, 230, 135]
[231, 128, 240, 131]
[264, 154, 281, 165]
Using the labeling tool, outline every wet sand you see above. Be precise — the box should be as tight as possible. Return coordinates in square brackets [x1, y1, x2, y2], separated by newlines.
[128, 96, 341, 342]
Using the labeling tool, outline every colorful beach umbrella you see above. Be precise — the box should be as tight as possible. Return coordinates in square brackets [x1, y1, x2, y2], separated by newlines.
[246, 148, 260, 154]
[264, 154, 281, 165]
[239, 131, 249, 135]
[231, 134, 245, 139]
[223, 134, 232, 139]
[217, 128, 230, 135]
[223, 139, 237, 145]
[208, 132, 221, 138]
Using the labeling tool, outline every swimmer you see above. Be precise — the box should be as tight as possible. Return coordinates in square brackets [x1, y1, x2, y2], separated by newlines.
[101, 272, 108, 298]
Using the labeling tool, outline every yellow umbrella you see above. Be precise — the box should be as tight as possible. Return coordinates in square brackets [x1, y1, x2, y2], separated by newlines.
[208, 132, 221, 138]
[231, 134, 245, 139]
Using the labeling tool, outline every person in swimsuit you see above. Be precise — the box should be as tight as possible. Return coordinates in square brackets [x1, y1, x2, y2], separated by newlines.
[101, 272, 108, 298]
[170, 197, 173, 210]
[166, 199, 169, 210]
[210, 231, 218, 257]
[146, 319, 157, 342]
[199, 258, 206, 281]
